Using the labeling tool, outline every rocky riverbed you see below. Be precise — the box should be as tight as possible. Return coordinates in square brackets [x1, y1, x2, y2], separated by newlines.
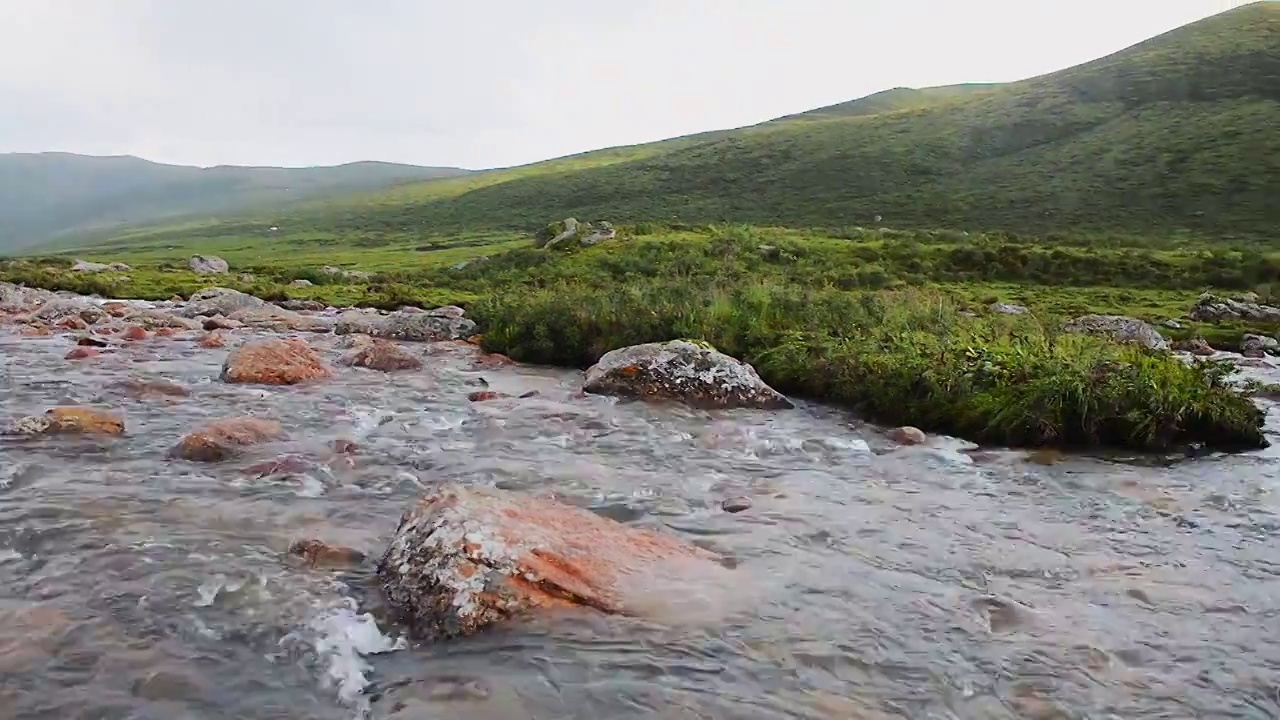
[3, 285, 1280, 719]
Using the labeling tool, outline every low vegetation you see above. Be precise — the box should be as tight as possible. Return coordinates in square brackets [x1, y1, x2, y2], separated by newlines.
[4, 225, 1275, 452]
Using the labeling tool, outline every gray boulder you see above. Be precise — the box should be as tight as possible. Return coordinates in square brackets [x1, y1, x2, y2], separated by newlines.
[535, 217, 579, 249]
[189, 255, 229, 274]
[109, 262, 132, 271]
[1189, 293, 1280, 324]
[180, 288, 269, 318]
[990, 303, 1029, 316]
[71, 260, 111, 272]
[334, 309, 474, 342]
[1062, 314, 1168, 350]
[1241, 334, 1279, 358]
[580, 221, 616, 246]
[0, 282, 54, 313]
[536, 218, 617, 250]
[426, 305, 466, 319]
[290, 279, 313, 287]
[30, 296, 105, 324]
[583, 339, 793, 409]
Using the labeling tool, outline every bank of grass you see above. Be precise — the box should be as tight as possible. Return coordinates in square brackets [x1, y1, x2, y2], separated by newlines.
[473, 281, 1266, 452]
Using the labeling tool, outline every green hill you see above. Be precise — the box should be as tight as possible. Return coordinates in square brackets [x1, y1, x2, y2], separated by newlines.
[0, 153, 470, 251]
[36, 2, 1280, 251]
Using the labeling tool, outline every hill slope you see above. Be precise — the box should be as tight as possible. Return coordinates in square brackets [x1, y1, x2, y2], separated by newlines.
[0, 153, 470, 251]
[49, 2, 1280, 251]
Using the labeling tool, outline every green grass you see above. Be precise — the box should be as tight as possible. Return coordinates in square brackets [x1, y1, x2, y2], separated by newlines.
[5, 224, 1275, 452]
[472, 281, 1265, 451]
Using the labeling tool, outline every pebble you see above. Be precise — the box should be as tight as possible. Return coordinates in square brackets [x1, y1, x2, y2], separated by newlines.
[722, 496, 753, 513]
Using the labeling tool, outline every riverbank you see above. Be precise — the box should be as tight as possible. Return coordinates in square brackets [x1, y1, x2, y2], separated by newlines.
[0, 275, 1270, 452]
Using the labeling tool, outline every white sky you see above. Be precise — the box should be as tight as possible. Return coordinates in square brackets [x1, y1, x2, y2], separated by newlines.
[0, 0, 1256, 169]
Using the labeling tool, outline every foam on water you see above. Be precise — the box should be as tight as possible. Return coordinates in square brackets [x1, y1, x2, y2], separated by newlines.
[307, 599, 406, 711]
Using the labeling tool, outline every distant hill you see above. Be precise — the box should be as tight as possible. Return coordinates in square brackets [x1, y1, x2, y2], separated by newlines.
[32, 2, 1280, 252]
[0, 153, 470, 251]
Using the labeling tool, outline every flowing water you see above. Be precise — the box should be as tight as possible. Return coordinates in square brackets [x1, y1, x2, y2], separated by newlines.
[3, 310, 1280, 719]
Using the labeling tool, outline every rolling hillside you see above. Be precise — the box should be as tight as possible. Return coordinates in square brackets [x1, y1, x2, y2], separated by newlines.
[0, 153, 470, 251]
[33, 2, 1280, 252]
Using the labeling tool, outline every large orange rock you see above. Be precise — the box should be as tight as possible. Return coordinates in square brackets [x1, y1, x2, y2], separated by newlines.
[220, 338, 332, 385]
[169, 417, 285, 462]
[378, 484, 731, 639]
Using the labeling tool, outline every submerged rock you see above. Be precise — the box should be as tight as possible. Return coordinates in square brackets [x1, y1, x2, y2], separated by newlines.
[169, 418, 285, 462]
[288, 539, 366, 569]
[583, 340, 792, 409]
[1062, 314, 1167, 350]
[338, 338, 423, 372]
[114, 378, 189, 398]
[189, 255, 229, 274]
[334, 310, 475, 343]
[721, 496, 752, 513]
[377, 484, 730, 639]
[65, 346, 103, 360]
[221, 338, 332, 385]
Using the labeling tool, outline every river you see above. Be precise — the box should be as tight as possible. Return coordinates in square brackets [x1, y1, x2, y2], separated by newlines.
[2, 307, 1279, 719]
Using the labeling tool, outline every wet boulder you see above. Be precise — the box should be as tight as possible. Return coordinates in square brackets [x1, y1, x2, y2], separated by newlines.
[169, 418, 285, 462]
[180, 288, 268, 318]
[1241, 334, 1279, 358]
[189, 255, 229, 274]
[0, 283, 54, 314]
[220, 337, 333, 385]
[889, 426, 927, 445]
[334, 309, 475, 343]
[29, 296, 106, 325]
[1062, 314, 1167, 350]
[288, 539, 366, 569]
[202, 315, 243, 331]
[197, 331, 226, 348]
[338, 338, 423, 372]
[378, 484, 730, 639]
[129, 309, 202, 331]
[227, 308, 333, 333]
[5, 407, 125, 436]
[583, 340, 793, 409]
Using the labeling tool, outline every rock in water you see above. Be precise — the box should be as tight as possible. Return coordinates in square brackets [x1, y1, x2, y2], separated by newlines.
[169, 418, 285, 462]
[377, 484, 730, 639]
[4, 407, 125, 436]
[1241, 334, 1279, 358]
[189, 255, 229, 274]
[721, 496, 752, 513]
[220, 338, 332, 385]
[583, 340, 792, 409]
[334, 310, 475, 343]
[1062, 315, 1168, 350]
[338, 339, 423, 372]
[180, 288, 268, 318]
[889, 426, 927, 445]
[288, 539, 366, 569]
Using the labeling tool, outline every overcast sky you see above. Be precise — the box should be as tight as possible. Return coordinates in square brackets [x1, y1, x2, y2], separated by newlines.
[0, 0, 1254, 170]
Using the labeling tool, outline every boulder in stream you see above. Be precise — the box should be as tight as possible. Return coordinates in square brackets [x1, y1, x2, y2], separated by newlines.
[1241, 334, 1279, 358]
[1062, 314, 1168, 350]
[334, 309, 475, 343]
[338, 338, 423, 372]
[180, 288, 268, 318]
[220, 338, 332, 385]
[583, 340, 793, 409]
[1172, 337, 1216, 356]
[169, 417, 285, 462]
[378, 484, 730, 639]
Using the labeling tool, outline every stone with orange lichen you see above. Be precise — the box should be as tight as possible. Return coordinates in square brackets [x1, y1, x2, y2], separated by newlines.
[65, 346, 102, 360]
[378, 484, 731, 639]
[5, 407, 125, 436]
[289, 539, 366, 569]
[197, 331, 225, 348]
[169, 417, 285, 462]
[121, 325, 149, 341]
[220, 337, 332, 385]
